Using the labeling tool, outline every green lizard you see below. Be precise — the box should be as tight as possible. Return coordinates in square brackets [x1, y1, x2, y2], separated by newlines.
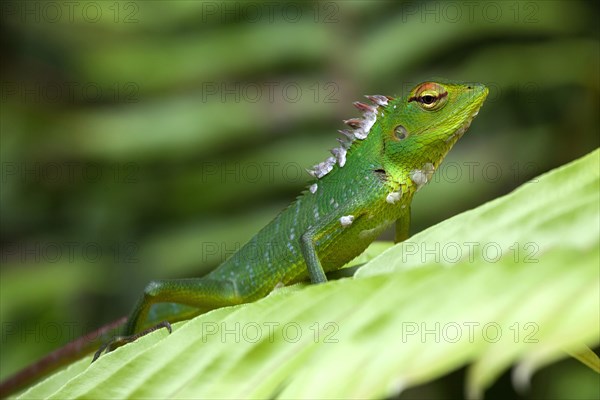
[0, 79, 488, 396]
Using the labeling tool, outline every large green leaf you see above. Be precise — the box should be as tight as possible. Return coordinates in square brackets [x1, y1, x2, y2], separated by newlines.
[19, 149, 599, 399]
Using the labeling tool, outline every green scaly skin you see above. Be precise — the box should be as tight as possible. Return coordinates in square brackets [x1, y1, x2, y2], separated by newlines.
[0, 80, 488, 396]
[122, 80, 488, 336]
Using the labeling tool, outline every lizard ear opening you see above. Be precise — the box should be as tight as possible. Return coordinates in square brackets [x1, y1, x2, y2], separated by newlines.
[393, 125, 409, 141]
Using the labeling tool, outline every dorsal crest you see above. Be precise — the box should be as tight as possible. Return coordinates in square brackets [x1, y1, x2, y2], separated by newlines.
[307, 94, 394, 179]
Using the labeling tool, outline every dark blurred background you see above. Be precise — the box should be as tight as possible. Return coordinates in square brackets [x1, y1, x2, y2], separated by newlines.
[1, 1, 598, 398]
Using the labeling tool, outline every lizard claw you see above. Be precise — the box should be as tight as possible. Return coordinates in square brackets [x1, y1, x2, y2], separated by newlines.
[92, 321, 172, 363]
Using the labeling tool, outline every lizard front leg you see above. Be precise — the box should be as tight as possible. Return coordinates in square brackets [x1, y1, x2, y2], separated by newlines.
[300, 227, 328, 284]
[394, 204, 411, 243]
[300, 209, 364, 284]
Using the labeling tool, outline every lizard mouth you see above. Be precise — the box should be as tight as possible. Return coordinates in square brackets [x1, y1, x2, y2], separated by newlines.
[442, 85, 488, 143]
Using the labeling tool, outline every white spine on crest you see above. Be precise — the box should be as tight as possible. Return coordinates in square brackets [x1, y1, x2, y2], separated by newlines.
[309, 183, 318, 194]
[353, 111, 377, 140]
[331, 147, 347, 167]
[367, 95, 389, 106]
[309, 156, 336, 179]
[309, 94, 390, 179]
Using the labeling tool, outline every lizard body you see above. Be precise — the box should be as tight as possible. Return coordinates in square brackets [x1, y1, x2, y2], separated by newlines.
[123, 80, 488, 335]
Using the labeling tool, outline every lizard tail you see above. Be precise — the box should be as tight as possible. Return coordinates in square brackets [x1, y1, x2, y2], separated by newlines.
[0, 316, 127, 398]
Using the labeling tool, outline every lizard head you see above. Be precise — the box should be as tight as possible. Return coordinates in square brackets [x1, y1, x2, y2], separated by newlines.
[306, 80, 487, 189]
[380, 80, 488, 184]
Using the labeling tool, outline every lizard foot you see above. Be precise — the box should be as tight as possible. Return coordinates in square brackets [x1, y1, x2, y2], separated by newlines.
[92, 321, 172, 362]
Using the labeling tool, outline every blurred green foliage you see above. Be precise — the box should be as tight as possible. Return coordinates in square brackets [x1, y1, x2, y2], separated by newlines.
[1, 1, 598, 398]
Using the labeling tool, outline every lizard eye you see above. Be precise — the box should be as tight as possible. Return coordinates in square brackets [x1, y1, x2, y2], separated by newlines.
[409, 83, 448, 111]
[420, 94, 436, 105]
[418, 90, 444, 110]
[393, 125, 408, 140]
